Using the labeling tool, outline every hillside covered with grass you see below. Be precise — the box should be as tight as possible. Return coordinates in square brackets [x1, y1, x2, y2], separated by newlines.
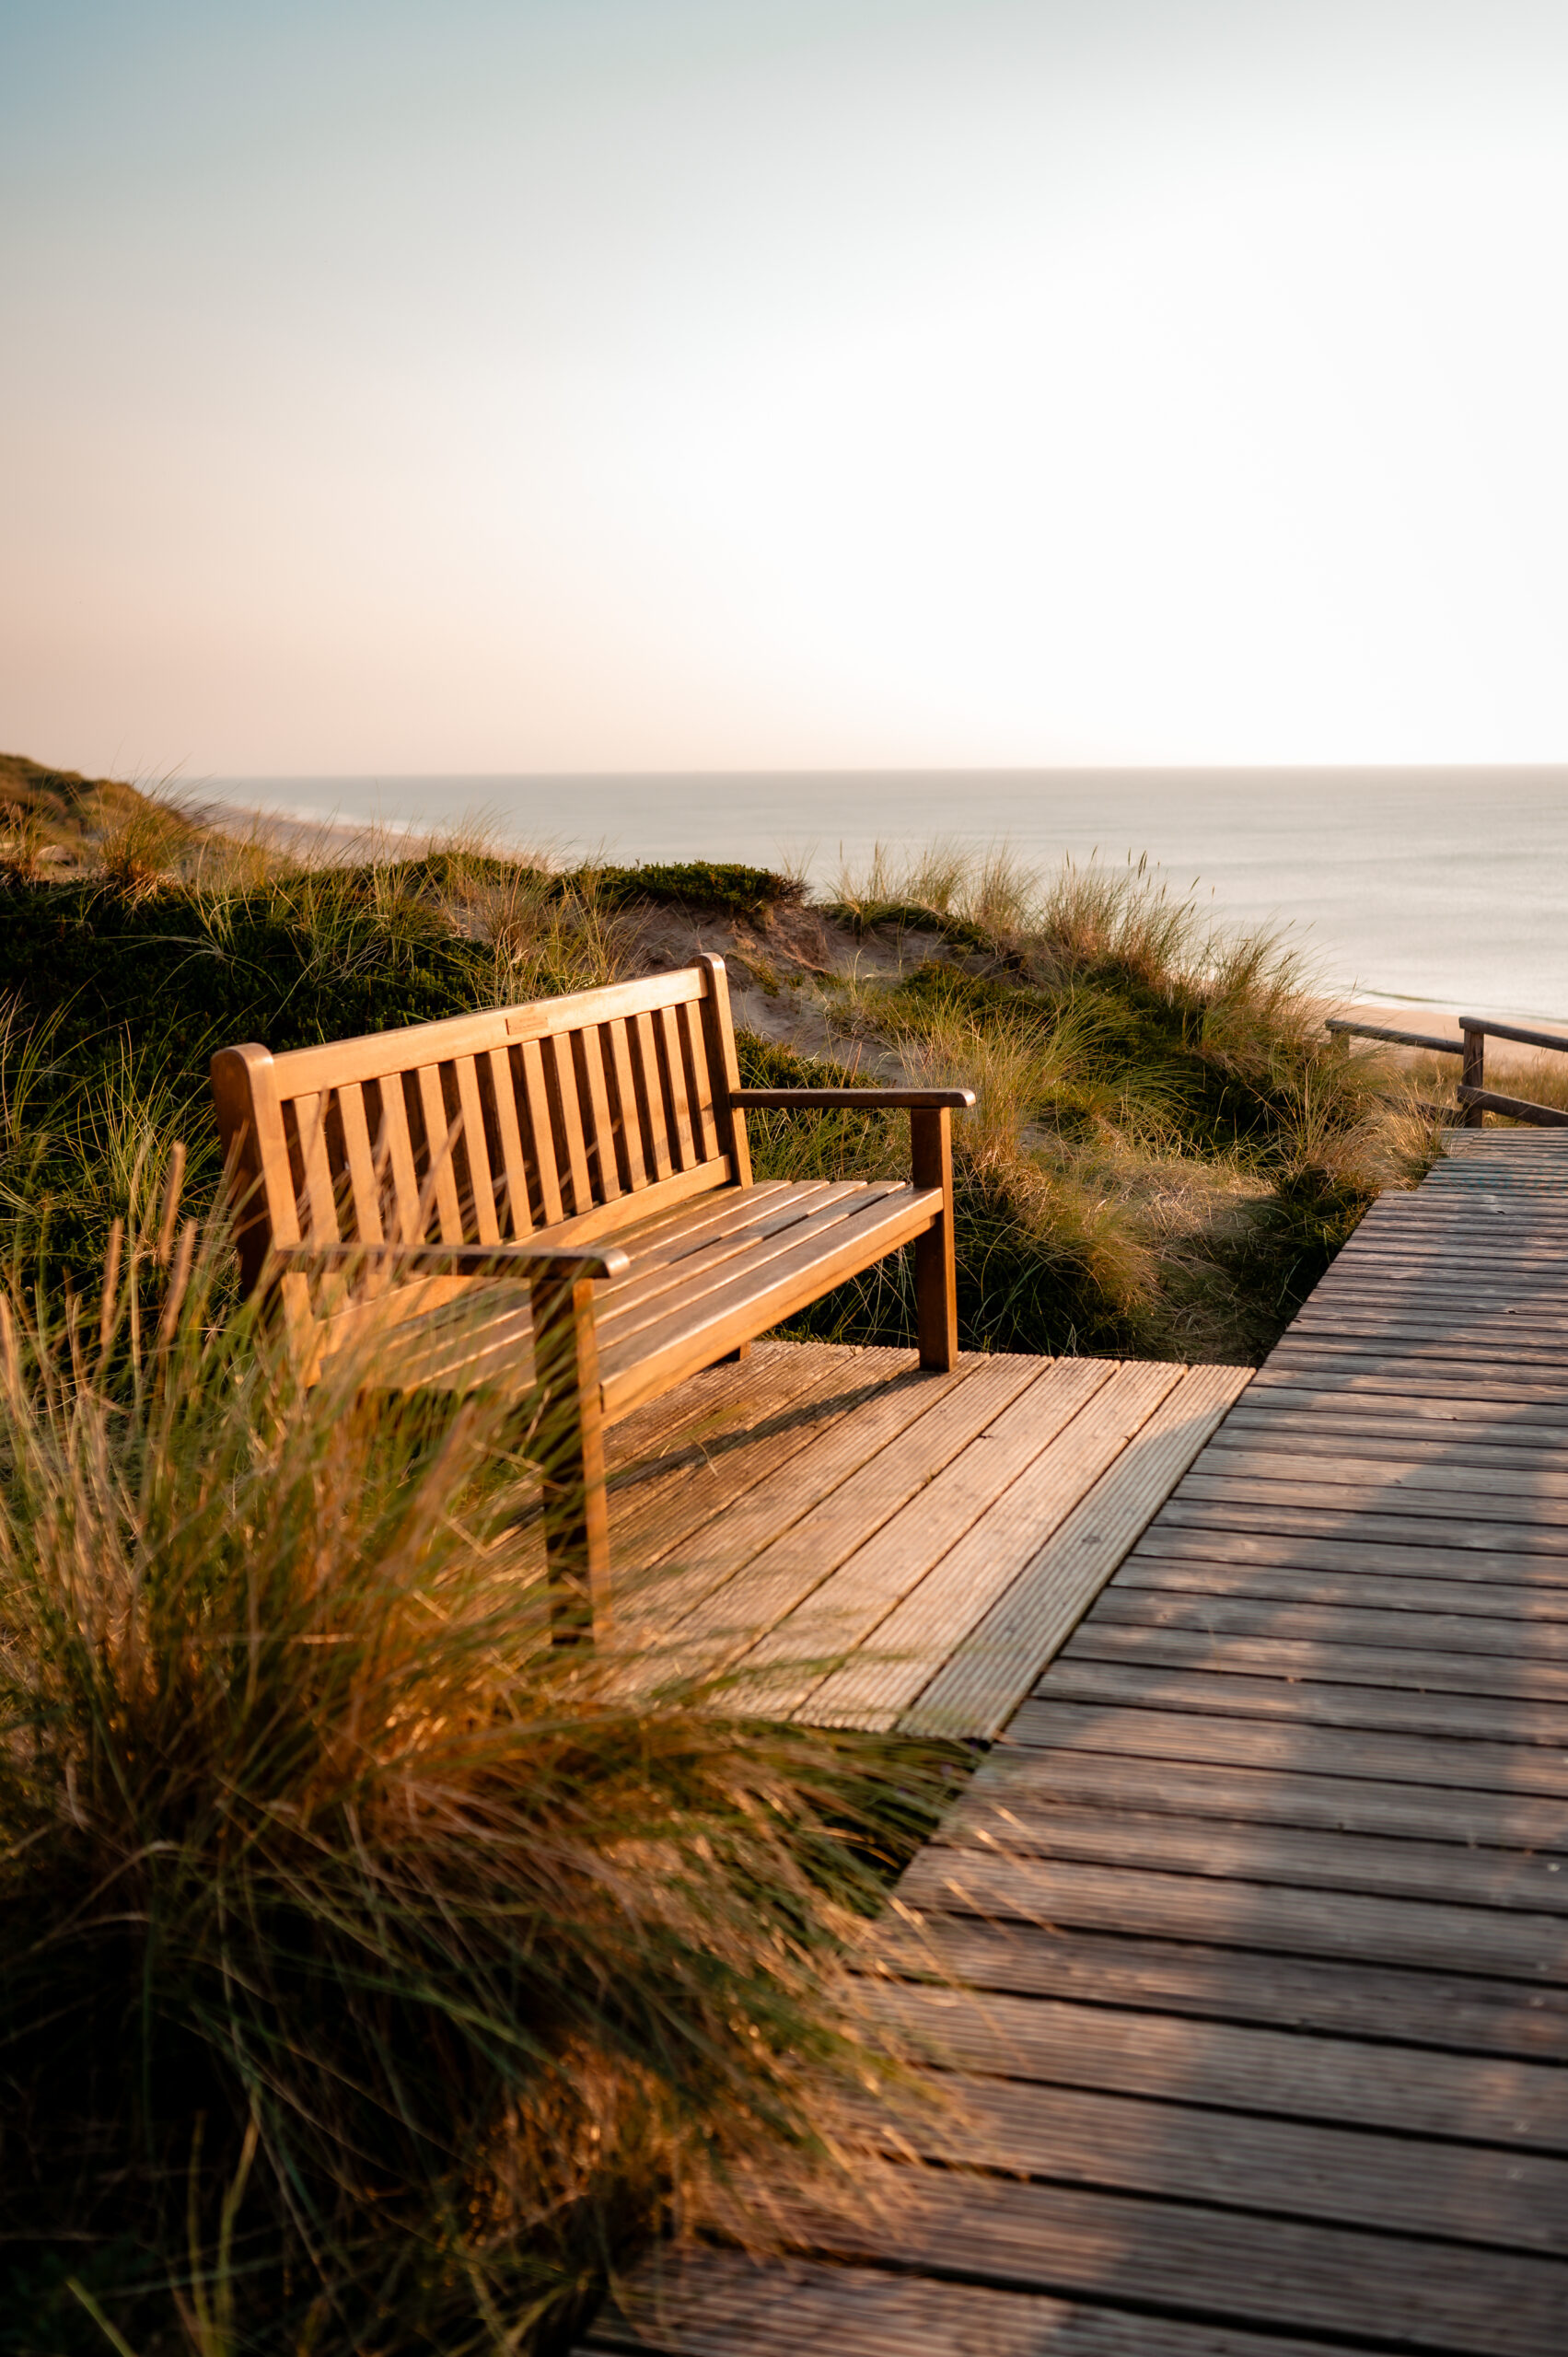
[1, 760, 1438, 1364]
[0, 757, 1452, 2353]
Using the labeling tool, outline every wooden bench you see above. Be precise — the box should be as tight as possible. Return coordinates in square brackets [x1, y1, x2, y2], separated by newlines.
[211, 955, 972, 1638]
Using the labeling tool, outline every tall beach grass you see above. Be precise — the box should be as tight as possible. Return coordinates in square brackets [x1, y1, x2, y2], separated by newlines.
[0, 1208, 941, 2353]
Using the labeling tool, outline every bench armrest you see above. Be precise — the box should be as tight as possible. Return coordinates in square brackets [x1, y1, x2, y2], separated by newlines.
[269, 1241, 631, 1283]
[727, 1087, 975, 1109]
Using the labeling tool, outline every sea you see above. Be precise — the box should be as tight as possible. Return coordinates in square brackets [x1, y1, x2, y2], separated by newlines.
[203, 768, 1568, 1030]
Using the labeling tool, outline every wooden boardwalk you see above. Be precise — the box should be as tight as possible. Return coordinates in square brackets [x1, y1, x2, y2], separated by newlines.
[583, 1131, 1568, 2357]
[596, 1341, 1247, 1738]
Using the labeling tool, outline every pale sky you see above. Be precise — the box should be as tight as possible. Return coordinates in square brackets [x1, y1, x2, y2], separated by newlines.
[7, 0, 1568, 776]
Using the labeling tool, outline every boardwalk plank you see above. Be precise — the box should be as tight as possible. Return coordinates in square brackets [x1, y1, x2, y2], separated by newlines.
[1063, 1620, 1568, 1702]
[580, 2250, 1356, 2357]
[1118, 1552, 1568, 1622]
[854, 2072, 1568, 2249]
[1006, 1691, 1568, 1795]
[961, 1744, 1568, 1861]
[868, 1916, 1568, 2058]
[1095, 1585, 1568, 1658]
[801, 1361, 1180, 1730]
[934, 1794, 1568, 1911]
[857, 1980, 1568, 2145]
[774, 2165, 1568, 2357]
[900, 1366, 1248, 1738]
[898, 1844, 1568, 1980]
[1035, 1656, 1568, 1748]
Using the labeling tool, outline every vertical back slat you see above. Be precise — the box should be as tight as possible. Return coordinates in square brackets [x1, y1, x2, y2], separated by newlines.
[629, 1010, 671, 1181]
[415, 1065, 466, 1242]
[336, 1081, 384, 1245]
[604, 1018, 647, 1191]
[544, 1033, 593, 1214]
[678, 999, 718, 1163]
[574, 1025, 621, 1202]
[452, 1056, 499, 1244]
[485, 1045, 534, 1236]
[515, 1039, 563, 1225]
[656, 1004, 696, 1170]
[290, 1090, 342, 1245]
[696, 954, 752, 1186]
[371, 1076, 424, 1243]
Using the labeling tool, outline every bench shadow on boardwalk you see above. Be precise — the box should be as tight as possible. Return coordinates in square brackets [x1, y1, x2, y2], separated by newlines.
[576, 1130, 1568, 2357]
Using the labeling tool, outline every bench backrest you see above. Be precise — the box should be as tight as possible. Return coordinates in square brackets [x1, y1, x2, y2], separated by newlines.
[211, 956, 752, 1296]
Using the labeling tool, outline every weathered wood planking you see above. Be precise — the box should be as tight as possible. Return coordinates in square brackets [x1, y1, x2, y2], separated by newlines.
[598, 1344, 1247, 1733]
[582, 1130, 1568, 2356]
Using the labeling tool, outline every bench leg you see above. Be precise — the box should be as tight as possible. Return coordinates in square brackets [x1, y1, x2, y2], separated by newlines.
[911, 1107, 958, 1371]
[529, 1271, 611, 1643]
[714, 1341, 751, 1365]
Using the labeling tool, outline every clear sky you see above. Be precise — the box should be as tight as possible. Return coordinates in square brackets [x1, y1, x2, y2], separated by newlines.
[6, 0, 1568, 777]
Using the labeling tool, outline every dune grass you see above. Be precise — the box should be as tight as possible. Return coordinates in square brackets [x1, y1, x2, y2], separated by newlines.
[758, 846, 1436, 1359]
[0, 796, 1444, 1359]
[0, 1210, 947, 2354]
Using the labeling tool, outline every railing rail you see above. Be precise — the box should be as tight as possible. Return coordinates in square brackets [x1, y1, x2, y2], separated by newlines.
[1325, 1013, 1568, 1129]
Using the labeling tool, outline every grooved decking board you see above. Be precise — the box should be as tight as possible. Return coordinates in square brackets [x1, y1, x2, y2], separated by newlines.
[585, 2251, 1353, 2357]
[766, 2165, 1568, 2357]
[1093, 1584, 1568, 1656]
[1132, 1515, 1568, 1586]
[856, 1980, 1568, 2144]
[1005, 1692, 1568, 1794]
[848, 2072, 1568, 2248]
[598, 1341, 1249, 1727]
[644, 1353, 1029, 1684]
[1062, 1620, 1568, 1701]
[798, 1359, 1171, 1730]
[1117, 1550, 1568, 1620]
[969, 1740, 1568, 1851]
[867, 1915, 1568, 2057]
[900, 1364, 1250, 1738]
[933, 1793, 1568, 1910]
[898, 1844, 1568, 1980]
[1035, 1656, 1568, 1746]
[612, 1355, 977, 1662]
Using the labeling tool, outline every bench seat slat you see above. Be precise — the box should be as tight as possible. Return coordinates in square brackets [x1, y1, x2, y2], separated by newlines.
[349, 1181, 939, 1410]
[323, 1181, 819, 1383]
[600, 1184, 942, 1421]
[595, 1185, 901, 1353]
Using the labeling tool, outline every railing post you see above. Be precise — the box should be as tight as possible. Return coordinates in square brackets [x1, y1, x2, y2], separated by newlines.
[1460, 1023, 1486, 1128]
[911, 1105, 958, 1371]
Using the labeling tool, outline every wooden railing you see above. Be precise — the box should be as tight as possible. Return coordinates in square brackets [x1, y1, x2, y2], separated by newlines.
[1325, 1014, 1568, 1129]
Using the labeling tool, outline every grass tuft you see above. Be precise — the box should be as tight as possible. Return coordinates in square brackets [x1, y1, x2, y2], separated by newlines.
[0, 1214, 945, 2352]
